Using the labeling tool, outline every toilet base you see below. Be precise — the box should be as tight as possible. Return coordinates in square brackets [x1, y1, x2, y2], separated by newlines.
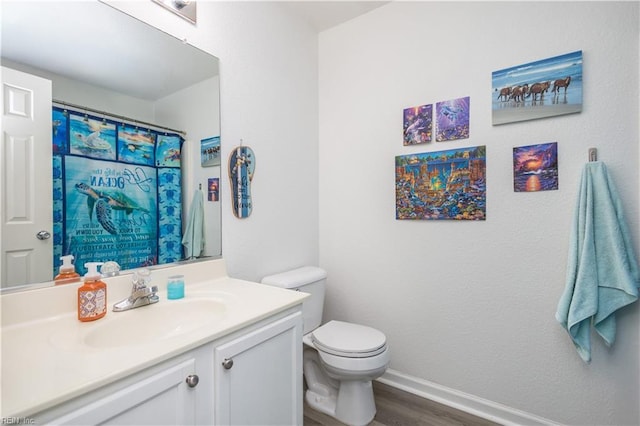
[306, 383, 376, 426]
[304, 350, 377, 426]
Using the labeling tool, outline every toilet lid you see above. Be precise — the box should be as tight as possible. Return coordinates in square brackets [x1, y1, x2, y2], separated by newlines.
[311, 320, 387, 358]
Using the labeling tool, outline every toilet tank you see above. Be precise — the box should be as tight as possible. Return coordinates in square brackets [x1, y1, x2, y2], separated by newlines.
[261, 266, 327, 334]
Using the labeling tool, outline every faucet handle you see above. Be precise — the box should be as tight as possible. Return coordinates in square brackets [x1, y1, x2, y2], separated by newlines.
[101, 261, 121, 277]
[137, 268, 151, 284]
[132, 268, 151, 289]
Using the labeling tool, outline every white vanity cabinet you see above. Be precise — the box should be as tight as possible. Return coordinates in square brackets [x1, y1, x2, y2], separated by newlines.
[30, 307, 303, 425]
[34, 343, 214, 425]
[214, 309, 303, 425]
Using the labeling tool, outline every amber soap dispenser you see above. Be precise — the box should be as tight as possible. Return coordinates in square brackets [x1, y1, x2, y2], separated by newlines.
[54, 254, 80, 285]
[78, 262, 107, 322]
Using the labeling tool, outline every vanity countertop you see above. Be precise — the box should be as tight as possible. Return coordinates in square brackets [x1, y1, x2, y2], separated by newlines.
[0, 259, 307, 418]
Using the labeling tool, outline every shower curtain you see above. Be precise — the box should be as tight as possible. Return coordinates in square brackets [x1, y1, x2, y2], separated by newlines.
[52, 107, 183, 276]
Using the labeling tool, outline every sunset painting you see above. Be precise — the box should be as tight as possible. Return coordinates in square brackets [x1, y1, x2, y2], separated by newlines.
[513, 142, 558, 192]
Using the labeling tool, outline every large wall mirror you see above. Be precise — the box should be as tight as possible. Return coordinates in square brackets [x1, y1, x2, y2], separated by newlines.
[1, 1, 221, 291]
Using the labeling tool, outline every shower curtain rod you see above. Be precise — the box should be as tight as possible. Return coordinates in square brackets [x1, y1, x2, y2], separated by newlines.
[52, 99, 186, 136]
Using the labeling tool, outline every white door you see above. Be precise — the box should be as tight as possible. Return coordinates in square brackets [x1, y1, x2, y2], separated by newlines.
[1, 66, 53, 288]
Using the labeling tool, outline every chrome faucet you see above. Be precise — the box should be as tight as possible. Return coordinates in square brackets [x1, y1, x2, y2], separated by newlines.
[113, 269, 159, 312]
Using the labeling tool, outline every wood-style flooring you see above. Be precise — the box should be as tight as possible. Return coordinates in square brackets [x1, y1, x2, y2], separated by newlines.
[303, 381, 501, 426]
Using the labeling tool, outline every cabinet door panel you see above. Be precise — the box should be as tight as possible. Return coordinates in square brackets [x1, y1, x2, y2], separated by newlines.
[215, 311, 303, 426]
[50, 359, 196, 425]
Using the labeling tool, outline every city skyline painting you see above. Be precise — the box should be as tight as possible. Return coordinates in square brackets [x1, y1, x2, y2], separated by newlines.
[395, 146, 486, 220]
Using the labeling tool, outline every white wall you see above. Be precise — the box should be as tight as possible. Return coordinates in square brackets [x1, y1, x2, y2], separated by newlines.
[2, 59, 157, 122]
[104, 1, 320, 280]
[155, 76, 222, 257]
[319, 2, 639, 425]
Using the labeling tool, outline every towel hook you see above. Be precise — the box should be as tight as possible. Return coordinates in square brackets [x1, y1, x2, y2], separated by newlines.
[588, 148, 597, 162]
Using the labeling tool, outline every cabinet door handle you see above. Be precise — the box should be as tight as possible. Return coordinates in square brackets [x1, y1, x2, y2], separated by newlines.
[185, 374, 199, 388]
[222, 358, 234, 369]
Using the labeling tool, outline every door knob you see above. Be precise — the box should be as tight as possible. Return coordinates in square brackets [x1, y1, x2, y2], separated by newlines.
[222, 358, 234, 369]
[185, 374, 199, 388]
[36, 230, 51, 240]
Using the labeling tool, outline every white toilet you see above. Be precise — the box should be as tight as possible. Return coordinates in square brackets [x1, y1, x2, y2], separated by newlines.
[261, 266, 390, 426]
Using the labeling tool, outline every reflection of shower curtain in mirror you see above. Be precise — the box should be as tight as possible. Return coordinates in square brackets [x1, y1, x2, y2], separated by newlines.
[52, 107, 183, 276]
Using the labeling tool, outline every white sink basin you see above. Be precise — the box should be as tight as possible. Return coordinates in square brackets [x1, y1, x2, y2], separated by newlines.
[83, 299, 227, 348]
[84, 299, 226, 348]
[82, 298, 227, 348]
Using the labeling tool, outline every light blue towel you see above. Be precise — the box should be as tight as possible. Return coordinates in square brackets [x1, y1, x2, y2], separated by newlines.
[556, 162, 639, 362]
[182, 189, 205, 259]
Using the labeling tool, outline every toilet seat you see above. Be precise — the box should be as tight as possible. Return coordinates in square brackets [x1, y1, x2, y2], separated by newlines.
[311, 320, 387, 358]
[315, 345, 390, 378]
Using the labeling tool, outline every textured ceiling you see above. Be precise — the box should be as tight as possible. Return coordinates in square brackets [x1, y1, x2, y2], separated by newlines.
[283, 1, 390, 31]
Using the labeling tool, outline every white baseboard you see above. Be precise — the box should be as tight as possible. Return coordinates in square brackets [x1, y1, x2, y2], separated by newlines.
[377, 369, 561, 426]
